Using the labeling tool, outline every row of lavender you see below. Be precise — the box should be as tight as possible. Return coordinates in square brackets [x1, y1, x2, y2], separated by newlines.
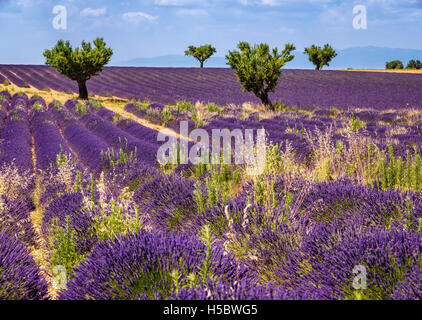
[1, 91, 422, 299]
[124, 100, 422, 168]
[42, 149, 422, 299]
[0, 92, 48, 299]
[31, 104, 422, 299]
[2, 65, 422, 109]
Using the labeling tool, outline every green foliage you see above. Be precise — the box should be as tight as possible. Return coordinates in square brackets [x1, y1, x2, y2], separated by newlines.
[2, 79, 10, 86]
[56, 146, 68, 167]
[329, 107, 339, 117]
[193, 162, 240, 213]
[10, 110, 21, 120]
[226, 42, 295, 110]
[137, 103, 148, 111]
[349, 115, 365, 131]
[43, 38, 113, 99]
[190, 109, 204, 128]
[48, 216, 83, 276]
[89, 100, 103, 109]
[41, 87, 50, 92]
[176, 101, 195, 113]
[205, 103, 221, 112]
[193, 181, 206, 214]
[199, 225, 213, 284]
[160, 107, 173, 124]
[336, 140, 345, 155]
[406, 59, 422, 70]
[304, 44, 337, 70]
[184, 44, 216, 68]
[52, 100, 62, 109]
[19, 83, 30, 88]
[75, 103, 88, 116]
[33, 102, 43, 111]
[90, 173, 95, 203]
[102, 138, 138, 170]
[386, 60, 404, 70]
[403, 197, 414, 231]
[112, 114, 122, 123]
[368, 145, 422, 191]
[176, 101, 194, 113]
[93, 202, 142, 242]
[253, 176, 279, 211]
[286, 123, 304, 135]
[74, 170, 82, 193]
[0, 95, 4, 101]
[264, 142, 297, 176]
[265, 143, 282, 175]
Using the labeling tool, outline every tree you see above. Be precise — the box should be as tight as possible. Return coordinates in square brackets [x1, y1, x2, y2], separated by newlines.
[386, 60, 404, 70]
[44, 38, 113, 99]
[184, 45, 216, 68]
[226, 42, 295, 110]
[406, 59, 422, 70]
[304, 44, 337, 70]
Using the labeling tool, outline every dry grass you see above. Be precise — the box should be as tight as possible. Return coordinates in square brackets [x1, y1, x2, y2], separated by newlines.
[28, 136, 59, 299]
[0, 81, 189, 142]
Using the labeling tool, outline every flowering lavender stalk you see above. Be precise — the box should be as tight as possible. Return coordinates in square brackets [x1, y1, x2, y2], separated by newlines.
[60, 231, 248, 300]
[0, 230, 49, 300]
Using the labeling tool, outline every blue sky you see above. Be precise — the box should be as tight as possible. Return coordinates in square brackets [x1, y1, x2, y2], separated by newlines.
[0, 0, 421, 64]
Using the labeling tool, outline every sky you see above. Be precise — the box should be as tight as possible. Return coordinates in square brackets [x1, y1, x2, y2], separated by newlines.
[0, 0, 421, 65]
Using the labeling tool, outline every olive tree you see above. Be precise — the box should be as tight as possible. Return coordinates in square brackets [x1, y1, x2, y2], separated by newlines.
[304, 44, 337, 70]
[44, 38, 113, 99]
[226, 42, 295, 110]
[184, 45, 216, 68]
[406, 59, 422, 70]
[386, 60, 404, 70]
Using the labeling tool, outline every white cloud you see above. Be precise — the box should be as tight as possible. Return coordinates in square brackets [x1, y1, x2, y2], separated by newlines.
[80, 8, 107, 17]
[176, 9, 208, 16]
[122, 11, 158, 24]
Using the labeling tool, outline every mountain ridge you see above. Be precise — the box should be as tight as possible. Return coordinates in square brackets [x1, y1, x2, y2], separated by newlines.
[114, 46, 422, 69]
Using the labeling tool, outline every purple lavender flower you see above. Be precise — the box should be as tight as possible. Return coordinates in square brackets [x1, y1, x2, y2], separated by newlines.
[0, 230, 49, 300]
[60, 231, 246, 300]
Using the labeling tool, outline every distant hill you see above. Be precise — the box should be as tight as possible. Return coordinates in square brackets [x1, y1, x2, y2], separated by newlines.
[329, 46, 422, 69]
[115, 46, 422, 69]
[116, 54, 227, 68]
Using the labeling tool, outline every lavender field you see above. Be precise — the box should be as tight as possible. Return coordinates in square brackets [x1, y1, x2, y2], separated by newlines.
[1, 65, 422, 109]
[0, 68, 422, 300]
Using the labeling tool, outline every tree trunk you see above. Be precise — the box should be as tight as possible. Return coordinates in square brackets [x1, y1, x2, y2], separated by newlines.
[78, 80, 88, 100]
[259, 92, 273, 110]
[316, 65, 320, 70]
[200, 61, 204, 68]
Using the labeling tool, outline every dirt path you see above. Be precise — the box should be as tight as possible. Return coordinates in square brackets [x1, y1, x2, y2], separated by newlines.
[29, 136, 58, 299]
[102, 102, 190, 142]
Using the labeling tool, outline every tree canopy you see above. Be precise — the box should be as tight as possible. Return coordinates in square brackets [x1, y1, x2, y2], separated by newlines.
[406, 59, 422, 70]
[184, 45, 216, 68]
[226, 42, 295, 110]
[304, 44, 337, 70]
[44, 38, 113, 99]
[386, 60, 404, 70]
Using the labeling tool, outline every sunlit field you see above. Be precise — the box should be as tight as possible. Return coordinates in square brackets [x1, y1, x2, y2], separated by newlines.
[1, 0, 422, 304]
[1, 66, 421, 300]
